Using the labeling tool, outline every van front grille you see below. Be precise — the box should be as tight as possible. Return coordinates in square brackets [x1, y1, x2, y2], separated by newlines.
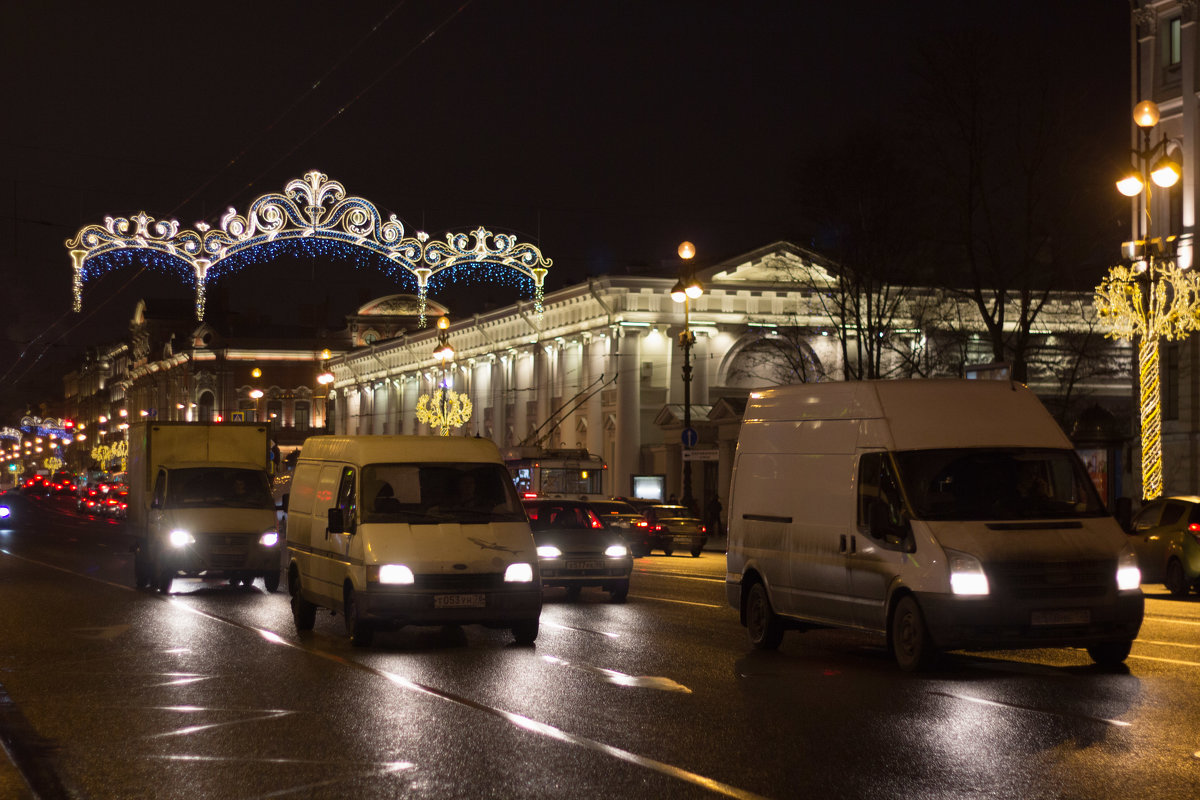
[985, 559, 1113, 599]
[414, 573, 504, 592]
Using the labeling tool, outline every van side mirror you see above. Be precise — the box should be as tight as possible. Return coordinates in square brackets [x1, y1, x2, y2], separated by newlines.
[1114, 496, 1133, 533]
[327, 507, 345, 535]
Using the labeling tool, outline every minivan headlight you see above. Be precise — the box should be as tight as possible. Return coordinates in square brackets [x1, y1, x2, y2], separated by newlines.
[605, 544, 628, 558]
[537, 545, 562, 559]
[169, 529, 195, 548]
[1116, 547, 1142, 592]
[504, 562, 534, 582]
[259, 531, 279, 547]
[372, 564, 415, 584]
[946, 548, 989, 596]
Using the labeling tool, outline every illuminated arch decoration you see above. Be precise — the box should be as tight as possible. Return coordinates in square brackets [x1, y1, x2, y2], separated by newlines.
[66, 170, 551, 327]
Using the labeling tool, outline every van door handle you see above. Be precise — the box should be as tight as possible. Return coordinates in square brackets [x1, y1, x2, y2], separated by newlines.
[849, 535, 857, 554]
[839, 534, 847, 553]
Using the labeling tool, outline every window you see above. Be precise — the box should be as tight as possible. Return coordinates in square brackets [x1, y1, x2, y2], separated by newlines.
[294, 401, 310, 432]
[857, 451, 907, 543]
[335, 467, 357, 532]
[1133, 501, 1164, 531]
[1168, 17, 1182, 66]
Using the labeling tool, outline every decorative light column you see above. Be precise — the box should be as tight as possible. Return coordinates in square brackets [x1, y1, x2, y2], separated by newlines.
[416, 316, 473, 436]
[317, 349, 335, 432]
[1095, 100, 1200, 500]
[672, 241, 704, 512]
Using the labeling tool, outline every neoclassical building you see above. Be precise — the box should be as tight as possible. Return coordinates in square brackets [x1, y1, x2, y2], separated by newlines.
[325, 241, 1133, 525]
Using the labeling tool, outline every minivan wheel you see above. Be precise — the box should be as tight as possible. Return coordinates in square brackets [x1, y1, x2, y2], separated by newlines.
[891, 595, 937, 672]
[662, 546, 674, 557]
[289, 568, 317, 632]
[1086, 639, 1133, 666]
[690, 547, 702, 557]
[264, 570, 281, 593]
[157, 568, 174, 595]
[344, 588, 374, 647]
[609, 580, 629, 603]
[745, 581, 784, 650]
[1164, 559, 1189, 597]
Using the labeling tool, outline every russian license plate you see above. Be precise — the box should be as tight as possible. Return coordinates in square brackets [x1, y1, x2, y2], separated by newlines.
[434, 594, 486, 609]
[1031, 609, 1090, 626]
[566, 560, 604, 570]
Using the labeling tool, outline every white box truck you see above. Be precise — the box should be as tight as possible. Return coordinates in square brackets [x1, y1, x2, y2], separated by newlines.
[128, 422, 282, 594]
[725, 379, 1144, 670]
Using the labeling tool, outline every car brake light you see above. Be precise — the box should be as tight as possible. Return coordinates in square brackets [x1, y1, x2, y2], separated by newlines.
[700, 525, 707, 534]
[1189, 523, 1200, 543]
[523, 492, 538, 499]
[636, 520, 648, 528]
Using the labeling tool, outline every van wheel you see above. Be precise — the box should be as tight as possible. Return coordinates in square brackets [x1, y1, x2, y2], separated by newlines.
[1086, 639, 1133, 666]
[511, 618, 539, 645]
[891, 595, 938, 671]
[157, 568, 174, 595]
[134, 547, 153, 589]
[690, 547, 702, 557]
[662, 546, 674, 557]
[289, 569, 316, 632]
[609, 580, 629, 603]
[344, 588, 374, 647]
[745, 581, 784, 650]
[1165, 559, 1188, 597]
[264, 570, 281, 593]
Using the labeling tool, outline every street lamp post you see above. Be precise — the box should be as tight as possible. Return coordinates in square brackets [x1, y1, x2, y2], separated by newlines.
[417, 316, 473, 436]
[672, 241, 704, 512]
[1096, 99, 1200, 501]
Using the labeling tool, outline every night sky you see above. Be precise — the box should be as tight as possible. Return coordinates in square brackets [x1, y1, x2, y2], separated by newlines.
[0, 0, 1130, 417]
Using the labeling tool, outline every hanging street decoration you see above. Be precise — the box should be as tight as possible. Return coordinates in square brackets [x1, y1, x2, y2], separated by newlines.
[416, 388, 473, 437]
[65, 170, 551, 327]
[1095, 238, 1200, 500]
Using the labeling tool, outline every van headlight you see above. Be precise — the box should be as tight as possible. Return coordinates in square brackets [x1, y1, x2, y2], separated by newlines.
[1116, 547, 1142, 592]
[367, 564, 415, 584]
[605, 544, 628, 558]
[946, 548, 989, 596]
[169, 529, 195, 548]
[537, 545, 562, 559]
[504, 562, 534, 583]
[259, 531, 279, 547]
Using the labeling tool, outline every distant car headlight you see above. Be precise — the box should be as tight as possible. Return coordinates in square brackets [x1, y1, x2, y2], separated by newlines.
[0, 505, 10, 520]
[169, 529, 195, 548]
[946, 548, 989, 596]
[1116, 547, 1142, 592]
[259, 531, 279, 547]
[537, 545, 562, 559]
[605, 544, 628, 558]
[504, 562, 534, 582]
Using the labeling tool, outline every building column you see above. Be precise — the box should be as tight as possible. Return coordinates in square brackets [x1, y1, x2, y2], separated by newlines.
[563, 339, 583, 448]
[585, 335, 603, 459]
[614, 327, 642, 498]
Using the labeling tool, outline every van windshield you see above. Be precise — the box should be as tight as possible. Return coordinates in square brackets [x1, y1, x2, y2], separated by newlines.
[892, 448, 1107, 521]
[360, 462, 526, 524]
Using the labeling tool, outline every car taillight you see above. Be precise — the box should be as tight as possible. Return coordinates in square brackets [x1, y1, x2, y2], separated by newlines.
[636, 520, 648, 528]
[1189, 523, 1200, 543]
[653, 525, 664, 532]
[700, 525, 707, 534]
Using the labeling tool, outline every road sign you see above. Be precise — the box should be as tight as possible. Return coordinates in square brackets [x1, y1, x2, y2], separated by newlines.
[682, 449, 718, 462]
[681, 427, 699, 448]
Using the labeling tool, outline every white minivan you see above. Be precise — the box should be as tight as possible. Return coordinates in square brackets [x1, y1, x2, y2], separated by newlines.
[725, 380, 1144, 670]
[284, 435, 542, 646]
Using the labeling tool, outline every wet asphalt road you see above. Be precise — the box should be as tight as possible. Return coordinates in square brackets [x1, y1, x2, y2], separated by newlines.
[1, 491, 1199, 799]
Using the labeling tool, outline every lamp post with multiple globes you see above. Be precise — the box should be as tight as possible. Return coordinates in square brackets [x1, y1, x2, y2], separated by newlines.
[672, 241, 704, 512]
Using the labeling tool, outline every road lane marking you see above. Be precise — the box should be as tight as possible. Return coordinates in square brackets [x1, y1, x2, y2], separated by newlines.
[539, 619, 620, 638]
[1137, 639, 1200, 650]
[629, 594, 723, 608]
[1143, 615, 1200, 626]
[541, 654, 692, 693]
[1127, 653, 1200, 667]
[166, 604, 770, 798]
[928, 691, 1132, 727]
[634, 568, 724, 583]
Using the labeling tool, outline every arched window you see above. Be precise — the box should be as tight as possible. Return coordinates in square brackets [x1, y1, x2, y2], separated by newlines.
[294, 401, 311, 432]
[197, 391, 215, 422]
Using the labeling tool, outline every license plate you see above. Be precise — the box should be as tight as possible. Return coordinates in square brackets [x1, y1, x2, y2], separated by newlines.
[565, 560, 604, 570]
[1031, 609, 1090, 626]
[434, 594, 486, 609]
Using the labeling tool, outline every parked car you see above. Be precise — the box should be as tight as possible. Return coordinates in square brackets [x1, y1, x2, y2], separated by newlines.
[641, 504, 707, 557]
[523, 498, 633, 602]
[585, 500, 650, 556]
[1127, 495, 1200, 596]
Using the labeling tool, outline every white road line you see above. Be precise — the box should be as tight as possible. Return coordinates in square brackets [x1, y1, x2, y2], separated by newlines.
[628, 594, 723, 608]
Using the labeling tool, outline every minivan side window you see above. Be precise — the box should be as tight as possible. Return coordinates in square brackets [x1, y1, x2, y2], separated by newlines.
[336, 467, 357, 531]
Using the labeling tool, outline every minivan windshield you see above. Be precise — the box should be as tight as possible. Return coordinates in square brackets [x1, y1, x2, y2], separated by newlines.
[360, 462, 526, 524]
[892, 448, 1107, 521]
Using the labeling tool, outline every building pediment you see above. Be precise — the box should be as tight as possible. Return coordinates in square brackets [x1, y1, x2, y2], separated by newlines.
[707, 241, 838, 288]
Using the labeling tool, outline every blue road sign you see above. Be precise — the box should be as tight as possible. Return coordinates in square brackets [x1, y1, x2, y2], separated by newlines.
[681, 427, 698, 448]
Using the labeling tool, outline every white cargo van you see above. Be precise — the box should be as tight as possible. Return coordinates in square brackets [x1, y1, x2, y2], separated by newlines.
[725, 380, 1144, 670]
[284, 435, 541, 646]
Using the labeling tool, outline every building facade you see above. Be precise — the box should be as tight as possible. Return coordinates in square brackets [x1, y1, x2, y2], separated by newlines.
[325, 242, 1133, 528]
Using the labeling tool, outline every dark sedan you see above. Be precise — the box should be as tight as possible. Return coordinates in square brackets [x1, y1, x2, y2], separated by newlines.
[586, 500, 651, 556]
[523, 499, 633, 602]
[642, 504, 707, 557]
